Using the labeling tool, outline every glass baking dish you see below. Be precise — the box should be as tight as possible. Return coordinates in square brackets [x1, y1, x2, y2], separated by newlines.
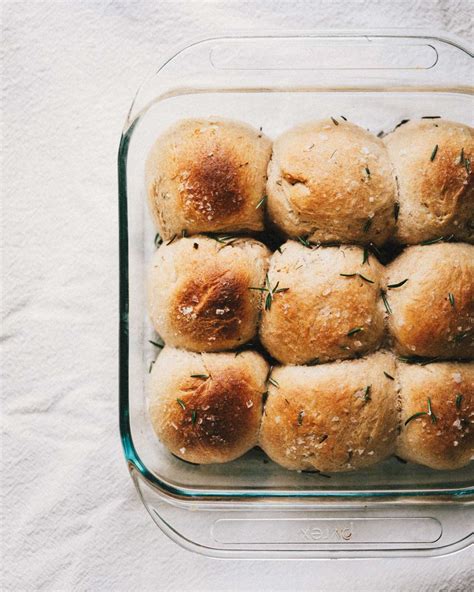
[118, 32, 474, 557]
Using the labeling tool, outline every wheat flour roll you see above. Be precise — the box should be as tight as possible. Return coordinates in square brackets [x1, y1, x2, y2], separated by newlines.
[146, 118, 272, 239]
[266, 119, 396, 245]
[149, 347, 268, 464]
[384, 119, 473, 244]
[396, 361, 473, 470]
[147, 236, 270, 352]
[259, 352, 398, 472]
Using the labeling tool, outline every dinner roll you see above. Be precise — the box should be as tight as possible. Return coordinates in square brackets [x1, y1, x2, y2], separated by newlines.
[146, 118, 272, 239]
[396, 361, 473, 470]
[149, 347, 268, 464]
[384, 119, 474, 244]
[259, 241, 385, 364]
[259, 352, 398, 472]
[148, 236, 270, 352]
[385, 243, 474, 359]
[266, 119, 396, 245]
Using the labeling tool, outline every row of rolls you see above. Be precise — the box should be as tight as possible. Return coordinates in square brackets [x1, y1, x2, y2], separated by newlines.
[146, 117, 473, 246]
[148, 237, 473, 363]
[149, 347, 473, 471]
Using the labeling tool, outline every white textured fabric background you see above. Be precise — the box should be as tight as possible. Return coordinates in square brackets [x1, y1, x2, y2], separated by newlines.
[1, 1, 473, 590]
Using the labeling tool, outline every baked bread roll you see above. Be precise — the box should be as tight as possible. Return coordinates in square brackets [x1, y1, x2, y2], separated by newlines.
[259, 352, 398, 472]
[384, 119, 473, 244]
[147, 236, 270, 352]
[396, 361, 473, 470]
[266, 119, 396, 245]
[259, 241, 385, 364]
[149, 347, 268, 464]
[385, 243, 474, 359]
[146, 118, 272, 239]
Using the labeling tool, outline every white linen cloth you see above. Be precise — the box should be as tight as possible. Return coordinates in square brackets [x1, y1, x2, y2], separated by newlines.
[2, 1, 473, 590]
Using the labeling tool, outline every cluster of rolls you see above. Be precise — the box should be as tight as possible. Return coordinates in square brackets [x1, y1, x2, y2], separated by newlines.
[146, 116, 474, 473]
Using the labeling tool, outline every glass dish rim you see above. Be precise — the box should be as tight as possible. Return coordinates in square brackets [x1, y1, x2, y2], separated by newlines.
[118, 31, 474, 502]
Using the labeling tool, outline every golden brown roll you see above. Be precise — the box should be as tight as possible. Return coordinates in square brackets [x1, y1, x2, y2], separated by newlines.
[396, 361, 473, 470]
[259, 241, 385, 364]
[266, 119, 396, 245]
[384, 119, 474, 244]
[149, 347, 268, 464]
[147, 236, 270, 352]
[385, 243, 474, 359]
[145, 118, 272, 239]
[259, 352, 398, 472]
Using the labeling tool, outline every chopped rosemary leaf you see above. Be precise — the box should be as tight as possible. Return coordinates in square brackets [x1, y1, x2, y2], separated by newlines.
[340, 115, 347, 121]
[448, 292, 455, 307]
[405, 411, 428, 426]
[394, 202, 400, 222]
[176, 398, 186, 410]
[191, 409, 197, 425]
[149, 339, 164, 348]
[363, 218, 373, 232]
[307, 358, 320, 366]
[340, 272, 357, 278]
[427, 397, 437, 423]
[148, 361, 155, 373]
[459, 148, 465, 165]
[268, 377, 279, 388]
[394, 119, 410, 130]
[383, 371, 395, 380]
[365, 166, 371, 177]
[394, 455, 407, 464]
[347, 327, 364, 337]
[430, 144, 439, 162]
[364, 385, 372, 402]
[421, 115, 441, 119]
[297, 410, 304, 425]
[420, 235, 451, 245]
[256, 195, 267, 209]
[331, 116, 339, 126]
[297, 236, 312, 248]
[262, 391, 269, 406]
[358, 274, 374, 284]
[456, 394, 463, 410]
[398, 355, 439, 366]
[377, 130, 385, 138]
[190, 374, 208, 379]
[387, 278, 408, 289]
[381, 290, 392, 314]
[166, 234, 177, 245]
[154, 234, 163, 248]
[181, 229, 187, 238]
[465, 157, 472, 175]
[362, 247, 370, 265]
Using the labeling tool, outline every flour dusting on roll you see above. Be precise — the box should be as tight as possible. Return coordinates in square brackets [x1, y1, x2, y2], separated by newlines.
[146, 118, 272, 239]
[149, 347, 268, 464]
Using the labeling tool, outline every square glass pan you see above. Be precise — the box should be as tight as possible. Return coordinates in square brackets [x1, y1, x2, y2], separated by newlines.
[119, 33, 474, 504]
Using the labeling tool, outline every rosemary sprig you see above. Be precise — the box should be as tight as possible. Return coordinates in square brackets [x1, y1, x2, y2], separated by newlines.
[256, 195, 267, 209]
[420, 234, 453, 246]
[347, 327, 364, 337]
[456, 394, 463, 410]
[381, 290, 392, 314]
[249, 274, 289, 311]
[363, 218, 373, 232]
[404, 411, 428, 426]
[176, 398, 186, 410]
[430, 144, 439, 162]
[427, 397, 437, 423]
[448, 292, 455, 307]
[190, 374, 208, 380]
[339, 273, 374, 284]
[387, 279, 408, 289]
[383, 371, 395, 380]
